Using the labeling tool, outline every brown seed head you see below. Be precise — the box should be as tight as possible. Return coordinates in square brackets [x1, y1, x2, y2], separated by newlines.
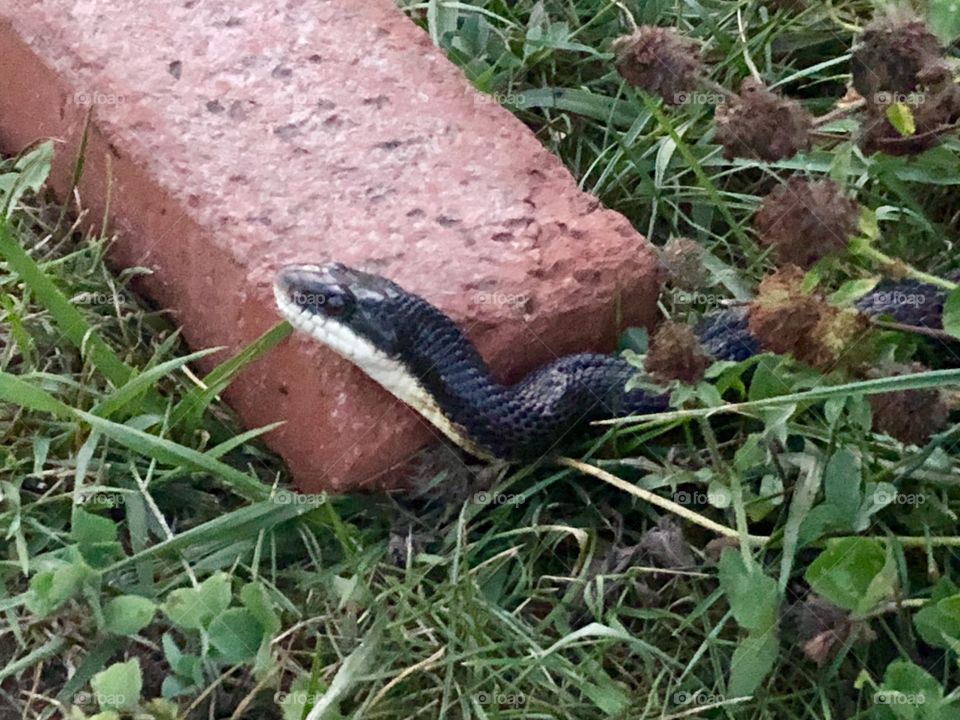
[613, 27, 703, 105]
[714, 78, 812, 161]
[859, 82, 960, 157]
[754, 177, 860, 268]
[868, 362, 950, 445]
[645, 321, 712, 384]
[659, 237, 709, 290]
[852, 9, 946, 104]
[748, 266, 870, 372]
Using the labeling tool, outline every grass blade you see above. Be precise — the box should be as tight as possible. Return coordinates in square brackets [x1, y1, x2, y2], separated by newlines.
[0, 218, 133, 386]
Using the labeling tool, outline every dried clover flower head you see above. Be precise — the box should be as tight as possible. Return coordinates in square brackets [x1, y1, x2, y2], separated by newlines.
[852, 9, 946, 104]
[714, 78, 812, 161]
[645, 321, 712, 384]
[867, 362, 950, 445]
[754, 177, 860, 268]
[613, 27, 703, 105]
[807, 306, 872, 371]
[859, 83, 960, 156]
[659, 237, 709, 290]
[748, 265, 822, 357]
[747, 266, 870, 372]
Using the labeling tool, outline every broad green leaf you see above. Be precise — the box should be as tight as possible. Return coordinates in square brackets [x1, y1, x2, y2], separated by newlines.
[707, 480, 732, 509]
[90, 658, 142, 712]
[798, 448, 863, 545]
[163, 572, 232, 630]
[71, 507, 123, 567]
[943, 287, 960, 340]
[927, 0, 960, 43]
[915, 602, 960, 650]
[718, 550, 780, 631]
[862, 549, 898, 615]
[1, 141, 53, 217]
[798, 504, 846, 547]
[734, 434, 766, 471]
[748, 357, 788, 402]
[104, 595, 157, 636]
[25, 555, 97, 617]
[240, 582, 281, 635]
[71, 508, 118, 545]
[874, 659, 952, 718]
[805, 538, 893, 613]
[823, 448, 862, 524]
[830, 277, 881, 306]
[885, 102, 916, 137]
[916, 581, 960, 649]
[728, 628, 779, 697]
[208, 608, 265, 663]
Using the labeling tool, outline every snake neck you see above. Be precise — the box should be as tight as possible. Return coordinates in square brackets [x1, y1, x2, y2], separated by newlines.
[390, 294, 677, 459]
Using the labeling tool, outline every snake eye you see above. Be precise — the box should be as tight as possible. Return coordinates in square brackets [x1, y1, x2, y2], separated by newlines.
[323, 293, 347, 315]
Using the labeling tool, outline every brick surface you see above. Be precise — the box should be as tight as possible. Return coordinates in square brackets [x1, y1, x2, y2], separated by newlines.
[0, 0, 662, 492]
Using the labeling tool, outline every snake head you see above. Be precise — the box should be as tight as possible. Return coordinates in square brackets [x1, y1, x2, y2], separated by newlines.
[274, 262, 405, 358]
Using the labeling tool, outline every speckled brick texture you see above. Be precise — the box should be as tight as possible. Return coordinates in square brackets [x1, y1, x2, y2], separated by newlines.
[0, 0, 662, 492]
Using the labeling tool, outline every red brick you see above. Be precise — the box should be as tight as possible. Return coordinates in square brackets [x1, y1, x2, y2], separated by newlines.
[0, 0, 662, 491]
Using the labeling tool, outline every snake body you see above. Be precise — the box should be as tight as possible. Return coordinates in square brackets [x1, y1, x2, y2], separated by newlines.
[274, 263, 947, 461]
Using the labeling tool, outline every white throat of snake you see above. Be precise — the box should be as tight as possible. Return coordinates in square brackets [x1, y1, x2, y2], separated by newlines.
[273, 280, 497, 460]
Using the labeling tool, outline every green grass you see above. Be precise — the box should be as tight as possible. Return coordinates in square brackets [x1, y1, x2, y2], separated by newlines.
[3, 1, 960, 718]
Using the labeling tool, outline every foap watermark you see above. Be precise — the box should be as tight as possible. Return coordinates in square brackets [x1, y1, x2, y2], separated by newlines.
[290, 291, 329, 307]
[672, 90, 726, 106]
[272, 490, 328, 507]
[875, 691, 927, 707]
[875, 490, 926, 507]
[475, 91, 526, 107]
[671, 289, 723, 308]
[73, 691, 134, 708]
[76, 490, 126, 508]
[274, 690, 323, 705]
[73, 90, 125, 107]
[474, 491, 523, 506]
[871, 290, 928, 307]
[72, 291, 127, 305]
[474, 691, 526, 706]
[875, 91, 926, 106]
[473, 291, 530, 312]
[674, 689, 725, 707]
[673, 490, 729, 507]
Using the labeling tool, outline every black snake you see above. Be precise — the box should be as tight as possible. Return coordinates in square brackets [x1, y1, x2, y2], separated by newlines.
[274, 263, 948, 461]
